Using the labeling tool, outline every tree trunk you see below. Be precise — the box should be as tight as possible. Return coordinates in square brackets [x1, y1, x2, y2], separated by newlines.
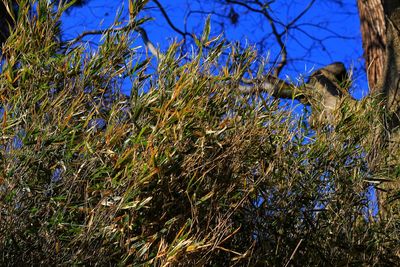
[382, 4, 400, 219]
[357, 0, 386, 93]
[358, 0, 400, 220]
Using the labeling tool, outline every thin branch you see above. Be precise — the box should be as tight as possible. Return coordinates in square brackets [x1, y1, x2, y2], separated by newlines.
[286, 0, 316, 29]
[284, 239, 303, 267]
[151, 0, 188, 38]
[66, 23, 135, 46]
[226, 0, 287, 76]
[240, 75, 308, 103]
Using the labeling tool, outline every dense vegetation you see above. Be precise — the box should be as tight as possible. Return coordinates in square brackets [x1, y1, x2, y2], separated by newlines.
[0, 1, 399, 265]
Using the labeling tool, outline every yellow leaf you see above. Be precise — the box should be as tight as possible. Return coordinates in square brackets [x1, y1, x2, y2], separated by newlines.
[186, 244, 198, 252]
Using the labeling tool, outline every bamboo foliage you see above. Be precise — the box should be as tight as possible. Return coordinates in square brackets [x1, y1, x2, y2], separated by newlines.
[0, 1, 399, 265]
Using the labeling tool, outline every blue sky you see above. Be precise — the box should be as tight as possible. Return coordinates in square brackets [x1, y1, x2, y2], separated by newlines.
[61, 0, 367, 98]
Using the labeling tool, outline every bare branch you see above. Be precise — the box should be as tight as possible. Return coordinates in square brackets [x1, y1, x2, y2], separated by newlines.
[239, 75, 308, 103]
[66, 23, 135, 46]
[151, 0, 189, 39]
[226, 0, 288, 76]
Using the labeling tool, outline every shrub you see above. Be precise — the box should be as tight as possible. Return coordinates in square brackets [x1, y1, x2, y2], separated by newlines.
[0, 1, 398, 265]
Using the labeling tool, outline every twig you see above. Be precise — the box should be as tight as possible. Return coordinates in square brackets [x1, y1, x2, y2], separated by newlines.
[66, 23, 135, 46]
[152, 0, 188, 38]
[284, 239, 303, 267]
